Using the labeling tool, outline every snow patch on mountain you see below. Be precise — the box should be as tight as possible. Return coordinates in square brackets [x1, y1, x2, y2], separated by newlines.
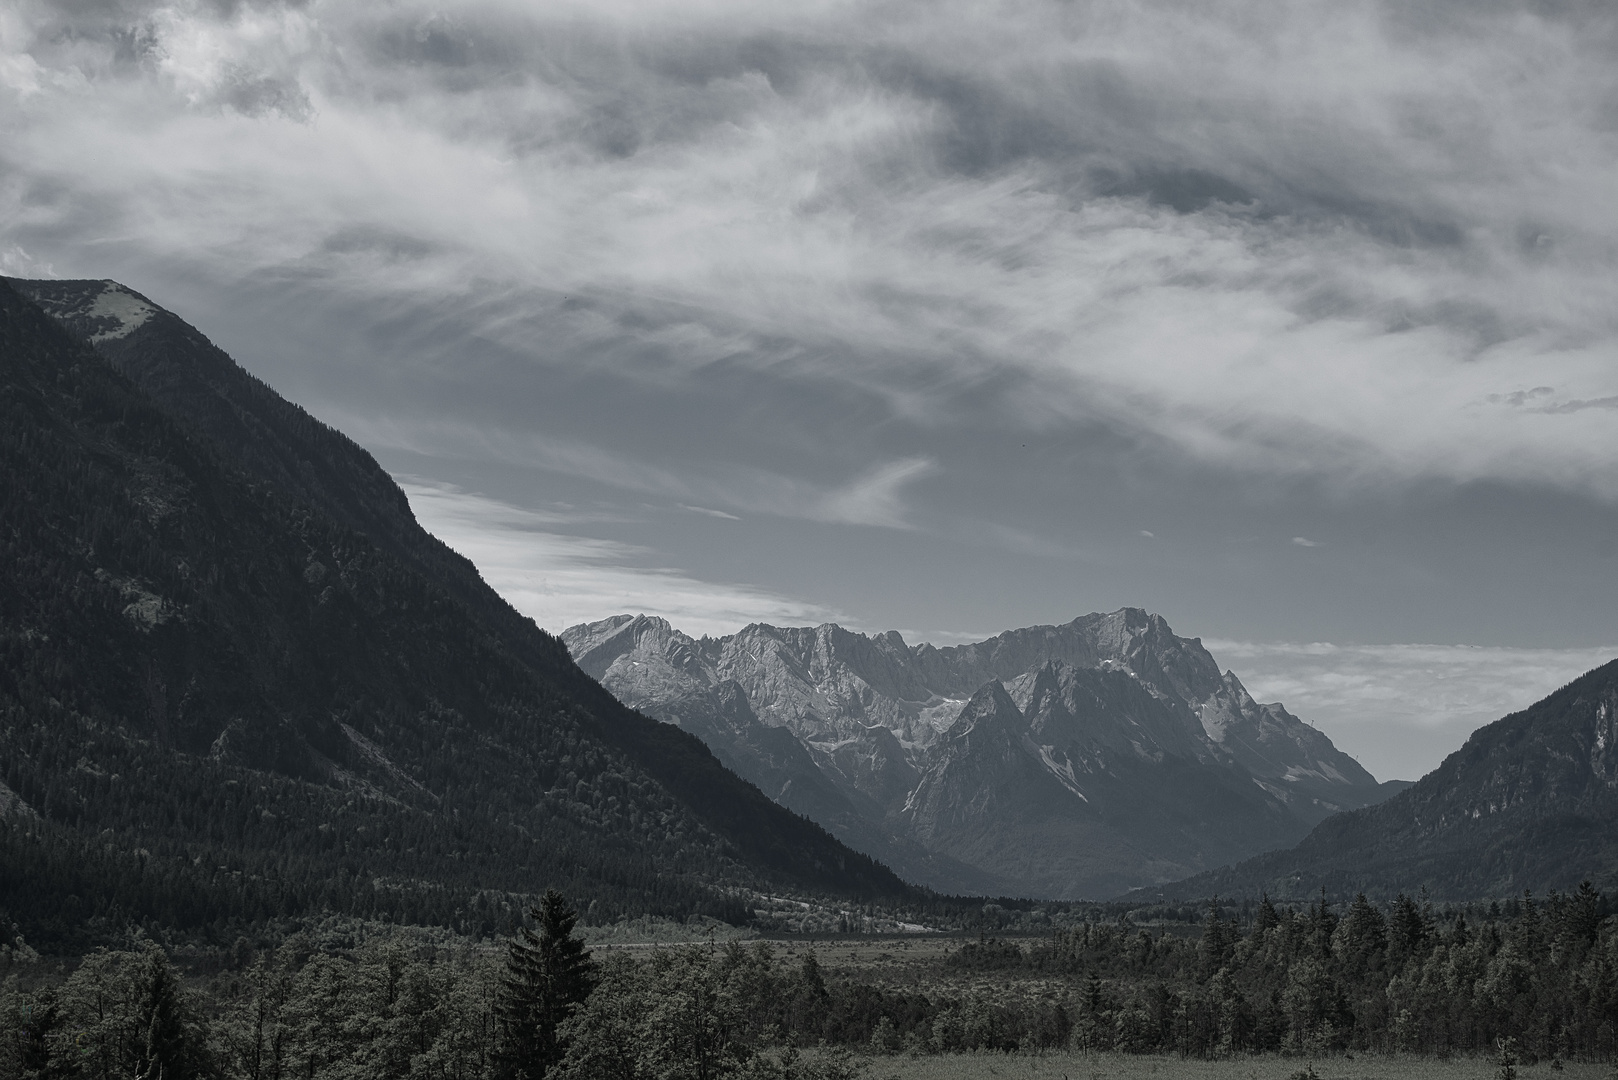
[83, 283, 158, 341]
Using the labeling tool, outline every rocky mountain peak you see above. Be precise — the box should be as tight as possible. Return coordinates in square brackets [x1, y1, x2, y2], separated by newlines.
[564, 608, 1398, 898]
[1007, 659, 1212, 766]
[943, 680, 1025, 742]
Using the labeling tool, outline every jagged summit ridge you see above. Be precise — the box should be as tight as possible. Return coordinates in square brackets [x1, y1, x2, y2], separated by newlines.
[563, 609, 1395, 899]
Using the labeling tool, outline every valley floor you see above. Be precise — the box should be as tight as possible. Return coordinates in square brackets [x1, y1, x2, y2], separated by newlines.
[872, 1053, 1605, 1080]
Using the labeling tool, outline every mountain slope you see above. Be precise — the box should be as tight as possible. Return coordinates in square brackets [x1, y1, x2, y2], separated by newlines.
[562, 610, 1395, 898]
[7, 277, 578, 689]
[0, 277, 914, 950]
[1157, 657, 1618, 901]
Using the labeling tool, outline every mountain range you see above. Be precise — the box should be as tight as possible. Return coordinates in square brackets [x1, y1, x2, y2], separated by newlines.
[5, 272, 1612, 946]
[0, 276, 913, 950]
[561, 612, 1410, 898]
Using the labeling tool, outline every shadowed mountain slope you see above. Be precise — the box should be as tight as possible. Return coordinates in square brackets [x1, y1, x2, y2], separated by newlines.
[8, 277, 574, 683]
[1152, 658, 1618, 901]
[0, 277, 915, 950]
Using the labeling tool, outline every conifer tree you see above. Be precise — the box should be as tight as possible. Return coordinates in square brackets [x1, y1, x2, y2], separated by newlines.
[495, 889, 598, 1080]
[131, 947, 208, 1080]
[1254, 893, 1282, 936]
[1333, 893, 1387, 977]
[1389, 893, 1427, 965]
[1567, 881, 1602, 946]
[1199, 899, 1238, 977]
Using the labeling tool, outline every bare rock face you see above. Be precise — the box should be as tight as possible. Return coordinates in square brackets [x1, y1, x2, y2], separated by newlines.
[561, 609, 1394, 899]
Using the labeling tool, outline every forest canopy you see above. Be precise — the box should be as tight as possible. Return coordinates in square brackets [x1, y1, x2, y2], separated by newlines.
[3, 886, 1615, 1079]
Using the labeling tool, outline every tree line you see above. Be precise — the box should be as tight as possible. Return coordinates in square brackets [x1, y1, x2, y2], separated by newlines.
[3, 886, 1616, 1078]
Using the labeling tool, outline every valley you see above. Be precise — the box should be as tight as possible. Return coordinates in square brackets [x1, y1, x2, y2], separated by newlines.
[8, 3, 1616, 1074]
[2, 275, 1617, 1078]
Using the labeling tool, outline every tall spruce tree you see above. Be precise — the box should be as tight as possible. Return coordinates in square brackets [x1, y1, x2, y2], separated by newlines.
[495, 890, 598, 1080]
[131, 947, 208, 1080]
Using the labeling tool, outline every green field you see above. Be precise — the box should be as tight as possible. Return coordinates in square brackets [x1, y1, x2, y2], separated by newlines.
[871, 1053, 1608, 1080]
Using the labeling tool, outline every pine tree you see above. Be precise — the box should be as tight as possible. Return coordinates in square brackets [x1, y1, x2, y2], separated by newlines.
[495, 889, 598, 1080]
[1200, 898, 1238, 977]
[1254, 893, 1282, 936]
[1389, 893, 1427, 965]
[1566, 881, 1602, 947]
[1333, 893, 1387, 978]
[1308, 889, 1338, 959]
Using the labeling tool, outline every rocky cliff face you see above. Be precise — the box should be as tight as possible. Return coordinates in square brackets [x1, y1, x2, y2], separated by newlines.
[562, 609, 1394, 898]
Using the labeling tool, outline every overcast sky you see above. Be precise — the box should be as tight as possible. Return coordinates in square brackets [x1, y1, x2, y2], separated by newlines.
[5, 0, 1618, 781]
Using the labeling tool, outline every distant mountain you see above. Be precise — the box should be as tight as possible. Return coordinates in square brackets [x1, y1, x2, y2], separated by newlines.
[561, 611, 1399, 898]
[0, 277, 915, 951]
[1148, 657, 1618, 902]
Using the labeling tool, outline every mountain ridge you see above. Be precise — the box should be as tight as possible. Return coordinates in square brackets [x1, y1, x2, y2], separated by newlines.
[563, 610, 1397, 898]
[1147, 657, 1618, 901]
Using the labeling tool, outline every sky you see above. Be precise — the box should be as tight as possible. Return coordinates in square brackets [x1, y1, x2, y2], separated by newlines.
[4, 0, 1618, 781]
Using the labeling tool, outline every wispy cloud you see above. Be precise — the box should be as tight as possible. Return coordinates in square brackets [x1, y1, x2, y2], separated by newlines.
[400, 480, 844, 636]
[341, 410, 935, 530]
[1535, 396, 1618, 415]
[0, 245, 54, 277]
[6, 0, 1618, 502]
[1205, 639, 1618, 782]
[819, 456, 935, 529]
[679, 504, 740, 521]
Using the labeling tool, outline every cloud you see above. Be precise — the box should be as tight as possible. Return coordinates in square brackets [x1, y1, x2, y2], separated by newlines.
[337, 410, 934, 530]
[399, 479, 844, 636]
[6, 0, 1618, 504]
[1205, 638, 1618, 782]
[1535, 396, 1618, 415]
[819, 456, 935, 528]
[679, 504, 740, 520]
[0, 244, 53, 277]
[1291, 536, 1323, 547]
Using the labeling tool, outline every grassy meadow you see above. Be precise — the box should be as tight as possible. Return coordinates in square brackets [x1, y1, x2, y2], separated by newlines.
[870, 1052, 1611, 1080]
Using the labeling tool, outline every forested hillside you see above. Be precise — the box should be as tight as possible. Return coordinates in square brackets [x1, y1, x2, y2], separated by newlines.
[1161, 659, 1618, 902]
[0, 277, 915, 953]
[8, 277, 575, 689]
